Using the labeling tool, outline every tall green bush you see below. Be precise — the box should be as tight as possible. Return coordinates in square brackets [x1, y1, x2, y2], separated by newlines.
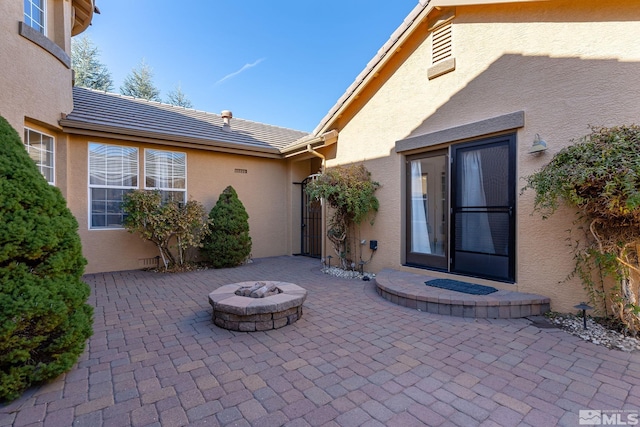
[202, 186, 252, 268]
[0, 116, 93, 401]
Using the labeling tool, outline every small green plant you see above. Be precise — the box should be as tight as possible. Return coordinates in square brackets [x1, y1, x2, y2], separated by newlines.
[0, 115, 93, 401]
[305, 164, 380, 269]
[524, 125, 640, 334]
[202, 186, 252, 268]
[122, 190, 209, 270]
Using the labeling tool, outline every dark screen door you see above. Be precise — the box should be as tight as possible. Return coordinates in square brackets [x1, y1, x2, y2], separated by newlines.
[451, 135, 515, 282]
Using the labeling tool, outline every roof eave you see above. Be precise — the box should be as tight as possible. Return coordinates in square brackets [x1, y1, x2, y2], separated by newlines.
[280, 130, 339, 157]
[430, 0, 548, 6]
[71, 0, 95, 36]
[312, 1, 434, 136]
[60, 119, 283, 159]
[311, 0, 550, 136]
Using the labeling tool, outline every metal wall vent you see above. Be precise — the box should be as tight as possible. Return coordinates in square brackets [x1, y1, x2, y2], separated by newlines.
[432, 21, 452, 65]
[139, 257, 159, 268]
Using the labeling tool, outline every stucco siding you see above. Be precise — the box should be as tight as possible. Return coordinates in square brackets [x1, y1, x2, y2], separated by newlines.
[323, 0, 640, 311]
[66, 135, 299, 273]
[0, 0, 73, 133]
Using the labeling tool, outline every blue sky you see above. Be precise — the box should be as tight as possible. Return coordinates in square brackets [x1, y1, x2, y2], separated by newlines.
[81, 1, 418, 132]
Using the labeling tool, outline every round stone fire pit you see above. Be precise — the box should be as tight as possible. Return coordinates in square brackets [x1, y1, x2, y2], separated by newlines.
[208, 281, 307, 331]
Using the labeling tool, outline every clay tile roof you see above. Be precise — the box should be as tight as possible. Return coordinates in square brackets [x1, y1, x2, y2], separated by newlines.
[62, 87, 309, 154]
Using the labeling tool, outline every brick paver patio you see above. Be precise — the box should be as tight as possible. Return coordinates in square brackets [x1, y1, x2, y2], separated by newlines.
[2, 256, 639, 426]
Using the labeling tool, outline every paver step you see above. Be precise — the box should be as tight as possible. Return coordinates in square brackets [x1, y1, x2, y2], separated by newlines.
[374, 268, 550, 319]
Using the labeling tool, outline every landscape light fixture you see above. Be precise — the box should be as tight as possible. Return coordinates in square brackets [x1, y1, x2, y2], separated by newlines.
[574, 302, 593, 330]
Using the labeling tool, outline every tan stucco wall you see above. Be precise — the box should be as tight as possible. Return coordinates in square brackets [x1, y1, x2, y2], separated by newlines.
[322, 0, 640, 311]
[66, 135, 313, 274]
[0, 0, 73, 133]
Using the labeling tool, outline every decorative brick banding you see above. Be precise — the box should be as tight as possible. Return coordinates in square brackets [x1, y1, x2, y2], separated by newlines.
[208, 281, 307, 331]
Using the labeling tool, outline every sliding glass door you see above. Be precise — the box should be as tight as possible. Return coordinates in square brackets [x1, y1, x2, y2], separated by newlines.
[406, 134, 516, 282]
[406, 150, 448, 269]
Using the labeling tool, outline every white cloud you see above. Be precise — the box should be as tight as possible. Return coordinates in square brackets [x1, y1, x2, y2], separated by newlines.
[215, 58, 266, 86]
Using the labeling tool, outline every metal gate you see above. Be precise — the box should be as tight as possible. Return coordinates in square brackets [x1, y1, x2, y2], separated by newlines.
[301, 176, 322, 258]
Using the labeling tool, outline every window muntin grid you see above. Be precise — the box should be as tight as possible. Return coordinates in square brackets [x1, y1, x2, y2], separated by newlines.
[24, 127, 54, 184]
[24, 0, 45, 34]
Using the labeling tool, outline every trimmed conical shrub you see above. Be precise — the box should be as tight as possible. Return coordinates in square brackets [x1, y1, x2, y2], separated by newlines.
[203, 186, 252, 268]
[0, 116, 93, 402]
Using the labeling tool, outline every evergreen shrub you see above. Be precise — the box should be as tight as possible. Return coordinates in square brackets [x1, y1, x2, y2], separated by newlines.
[202, 186, 252, 268]
[0, 116, 93, 401]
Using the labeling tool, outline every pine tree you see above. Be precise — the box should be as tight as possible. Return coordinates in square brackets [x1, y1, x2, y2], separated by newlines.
[71, 35, 113, 91]
[166, 83, 193, 108]
[202, 186, 252, 268]
[0, 116, 93, 402]
[120, 59, 161, 101]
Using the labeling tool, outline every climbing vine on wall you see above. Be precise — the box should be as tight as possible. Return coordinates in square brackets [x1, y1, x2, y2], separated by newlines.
[523, 125, 640, 334]
[305, 164, 380, 269]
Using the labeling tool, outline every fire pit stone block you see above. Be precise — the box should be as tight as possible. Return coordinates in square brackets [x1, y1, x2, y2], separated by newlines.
[209, 281, 307, 331]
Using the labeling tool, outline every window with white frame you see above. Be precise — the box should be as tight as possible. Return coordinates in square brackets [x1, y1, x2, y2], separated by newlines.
[24, 128, 54, 184]
[89, 143, 138, 229]
[145, 149, 186, 203]
[24, 0, 46, 34]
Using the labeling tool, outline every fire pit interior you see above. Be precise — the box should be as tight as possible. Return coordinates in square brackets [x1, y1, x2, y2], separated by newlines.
[209, 281, 307, 331]
[235, 282, 282, 298]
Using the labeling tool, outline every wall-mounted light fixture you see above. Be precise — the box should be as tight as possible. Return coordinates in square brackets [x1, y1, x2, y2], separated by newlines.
[529, 134, 548, 154]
